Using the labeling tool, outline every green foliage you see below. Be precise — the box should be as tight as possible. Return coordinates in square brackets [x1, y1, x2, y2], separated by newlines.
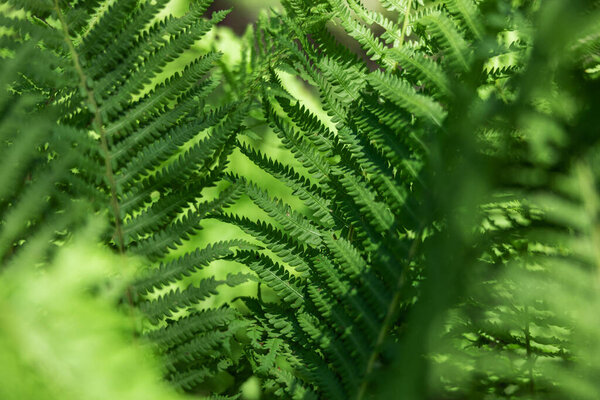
[0, 224, 185, 400]
[1, 0, 251, 394]
[2, 0, 600, 399]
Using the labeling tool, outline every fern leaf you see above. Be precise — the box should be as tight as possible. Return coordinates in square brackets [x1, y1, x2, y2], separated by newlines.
[416, 10, 471, 71]
[445, 0, 482, 40]
[323, 234, 391, 310]
[306, 284, 371, 362]
[238, 141, 336, 228]
[103, 53, 220, 136]
[388, 46, 451, 97]
[239, 178, 323, 247]
[215, 213, 314, 274]
[312, 255, 380, 337]
[297, 312, 361, 392]
[264, 99, 332, 182]
[134, 240, 255, 295]
[237, 250, 305, 308]
[368, 70, 446, 126]
[338, 172, 395, 232]
[129, 183, 241, 260]
[141, 274, 250, 324]
[147, 307, 239, 350]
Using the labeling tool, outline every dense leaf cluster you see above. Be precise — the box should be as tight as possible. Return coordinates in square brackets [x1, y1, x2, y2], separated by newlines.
[1, 0, 600, 399]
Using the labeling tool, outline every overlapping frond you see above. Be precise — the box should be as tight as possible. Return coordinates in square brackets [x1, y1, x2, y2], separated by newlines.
[5, 0, 600, 399]
[2, 0, 250, 392]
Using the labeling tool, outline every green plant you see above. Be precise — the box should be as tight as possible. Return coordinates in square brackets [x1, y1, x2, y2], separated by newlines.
[2, 0, 254, 394]
[2, 0, 600, 399]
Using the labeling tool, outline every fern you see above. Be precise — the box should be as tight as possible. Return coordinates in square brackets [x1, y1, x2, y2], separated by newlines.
[213, 0, 600, 398]
[0, 16, 83, 265]
[2, 0, 253, 392]
[211, 0, 482, 397]
[384, 2, 600, 398]
[4, 0, 600, 399]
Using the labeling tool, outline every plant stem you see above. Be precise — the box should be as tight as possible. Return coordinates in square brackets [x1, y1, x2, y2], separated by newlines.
[576, 162, 600, 284]
[53, 0, 125, 253]
[524, 306, 535, 396]
[355, 237, 419, 400]
[398, 0, 413, 48]
[355, 284, 403, 400]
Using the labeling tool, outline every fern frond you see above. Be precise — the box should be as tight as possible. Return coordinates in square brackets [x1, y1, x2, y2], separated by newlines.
[147, 307, 239, 350]
[130, 183, 242, 260]
[416, 9, 471, 71]
[338, 172, 395, 232]
[163, 319, 248, 371]
[264, 100, 332, 182]
[323, 234, 390, 309]
[296, 312, 362, 392]
[388, 46, 451, 97]
[326, 0, 394, 67]
[237, 177, 323, 247]
[215, 213, 314, 274]
[141, 274, 251, 324]
[237, 141, 336, 228]
[237, 250, 305, 308]
[102, 53, 220, 136]
[133, 240, 255, 295]
[368, 69, 446, 126]
[311, 255, 380, 337]
[445, 0, 482, 40]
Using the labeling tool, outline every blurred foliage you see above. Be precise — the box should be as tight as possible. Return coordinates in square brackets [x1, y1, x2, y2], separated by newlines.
[0, 223, 185, 400]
